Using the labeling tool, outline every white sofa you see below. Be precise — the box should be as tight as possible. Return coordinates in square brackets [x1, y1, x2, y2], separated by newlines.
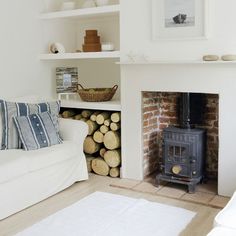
[0, 118, 88, 220]
[207, 191, 236, 235]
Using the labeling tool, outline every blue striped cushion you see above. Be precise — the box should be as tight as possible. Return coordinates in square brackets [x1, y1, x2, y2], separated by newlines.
[13, 112, 62, 151]
[0, 100, 60, 150]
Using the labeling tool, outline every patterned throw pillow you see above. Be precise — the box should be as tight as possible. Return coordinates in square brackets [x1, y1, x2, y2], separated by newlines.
[0, 100, 60, 150]
[13, 112, 62, 151]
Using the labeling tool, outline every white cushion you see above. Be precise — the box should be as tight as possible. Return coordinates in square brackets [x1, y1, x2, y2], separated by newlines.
[214, 191, 236, 229]
[207, 227, 236, 236]
[0, 150, 29, 184]
[24, 141, 78, 172]
[0, 141, 77, 184]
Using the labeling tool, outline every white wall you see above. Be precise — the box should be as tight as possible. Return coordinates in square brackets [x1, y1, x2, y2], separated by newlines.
[120, 0, 236, 196]
[0, 0, 51, 99]
[120, 0, 236, 61]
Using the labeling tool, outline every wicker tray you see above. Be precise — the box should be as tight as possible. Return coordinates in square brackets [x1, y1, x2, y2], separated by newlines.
[78, 84, 118, 102]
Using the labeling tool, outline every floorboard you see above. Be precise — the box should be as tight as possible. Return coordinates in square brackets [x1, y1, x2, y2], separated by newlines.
[0, 174, 220, 236]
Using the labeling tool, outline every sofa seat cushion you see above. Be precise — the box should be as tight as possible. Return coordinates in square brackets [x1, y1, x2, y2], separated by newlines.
[0, 150, 29, 184]
[24, 141, 78, 172]
[214, 191, 236, 229]
[0, 141, 78, 184]
[207, 227, 236, 236]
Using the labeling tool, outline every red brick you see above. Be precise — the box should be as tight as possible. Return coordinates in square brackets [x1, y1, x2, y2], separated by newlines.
[159, 117, 170, 123]
[143, 99, 155, 105]
[143, 106, 158, 113]
[154, 110, 160, 116]
[143, 112, 153, 120]
[149, 118, 157, 125]
[143, 127, 152, 133]
[159, 124, 168, 130]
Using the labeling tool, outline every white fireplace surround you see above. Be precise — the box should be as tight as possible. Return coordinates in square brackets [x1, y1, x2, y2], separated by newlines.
[120, 62, 236, 197]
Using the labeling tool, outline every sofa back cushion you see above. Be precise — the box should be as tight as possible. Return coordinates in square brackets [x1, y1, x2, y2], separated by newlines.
[13, 112, 62, 151]
[0, 96, 44, 150]
[0, 100, 60, 150]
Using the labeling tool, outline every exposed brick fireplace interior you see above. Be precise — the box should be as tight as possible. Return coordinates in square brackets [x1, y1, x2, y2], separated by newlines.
[142, 92, 219, 180]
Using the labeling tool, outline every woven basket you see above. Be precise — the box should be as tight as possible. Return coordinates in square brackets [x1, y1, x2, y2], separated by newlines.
[78, 84, 118, 102]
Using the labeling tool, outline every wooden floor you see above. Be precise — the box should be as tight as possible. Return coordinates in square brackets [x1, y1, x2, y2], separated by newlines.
[0, 174, 220, 236]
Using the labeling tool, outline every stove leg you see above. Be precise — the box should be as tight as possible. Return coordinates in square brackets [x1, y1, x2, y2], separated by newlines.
[188, 184, 196, 194]
[155, 176, 160, 187]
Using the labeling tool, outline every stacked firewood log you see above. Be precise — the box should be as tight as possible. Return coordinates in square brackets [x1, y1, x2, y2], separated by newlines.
[61, 109, 121, 178]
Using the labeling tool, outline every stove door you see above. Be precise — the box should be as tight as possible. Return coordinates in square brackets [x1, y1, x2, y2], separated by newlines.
[164, 141, 193, 178]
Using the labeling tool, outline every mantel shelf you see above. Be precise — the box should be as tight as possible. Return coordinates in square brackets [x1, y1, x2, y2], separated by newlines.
[40, 5, 120, 20]
[40, 51, 120, 60]
[118, 60, 236, 65]
[61, 98, 121, 111]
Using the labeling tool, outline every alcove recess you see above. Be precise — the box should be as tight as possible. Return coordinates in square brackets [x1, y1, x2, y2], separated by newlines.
[142, 92, 219, 180]
[60, 108, 121, 178]
[40, 0, 121, 104]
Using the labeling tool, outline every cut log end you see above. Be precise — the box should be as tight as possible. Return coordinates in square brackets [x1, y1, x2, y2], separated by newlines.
[100, 125, 109, 134]
[83, 136, 101, 154]
[104, 149, 121, 167]
[110, 122, 120, 131]
[96, 112, 110, 125]
[86, 155, 96, 172]
[92, 158, 110, 176]
[104, 131, 121, 150]
[82, 110, 93, 118]
[99, 148, 107, 158]
[93, 131, 104, 144]
[86, 120, 99, 135]
[111, 112, 120, 123]
[109, 167, 120, 178]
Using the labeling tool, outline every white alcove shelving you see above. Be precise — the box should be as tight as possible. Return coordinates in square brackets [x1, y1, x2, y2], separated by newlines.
[40, 0, 121, 110]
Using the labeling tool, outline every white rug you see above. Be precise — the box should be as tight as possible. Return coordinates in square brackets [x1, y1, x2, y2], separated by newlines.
[16, 192, 196, 236]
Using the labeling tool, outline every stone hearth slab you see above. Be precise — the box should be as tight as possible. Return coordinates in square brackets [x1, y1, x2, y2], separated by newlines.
[181, 192, 215, 205]
[133, 182, 161, 194]
[196, 181, 217, 194]
[209, 195, 230, 208]
[110, 179, 141, 189]
[156, 186, 186, 199]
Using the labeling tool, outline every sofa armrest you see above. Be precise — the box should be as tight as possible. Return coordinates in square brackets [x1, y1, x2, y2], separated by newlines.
[59, 118, 88, 145]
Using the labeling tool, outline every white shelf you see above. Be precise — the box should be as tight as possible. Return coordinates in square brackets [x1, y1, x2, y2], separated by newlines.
[40, 51, 120, 60]
[61, 98, 121, 111]
[40, 5, 120, 20]
[118, 60, 236, 65]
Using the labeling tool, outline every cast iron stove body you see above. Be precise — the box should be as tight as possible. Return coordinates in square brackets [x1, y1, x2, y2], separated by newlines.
[156, 126, 206, 193]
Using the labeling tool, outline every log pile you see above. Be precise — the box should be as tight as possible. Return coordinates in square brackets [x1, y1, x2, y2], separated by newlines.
[62, 110, 121, 178]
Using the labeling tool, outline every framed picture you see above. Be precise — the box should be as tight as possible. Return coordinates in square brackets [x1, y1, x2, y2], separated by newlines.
[152, 0, 209, 40]
[56, 67, 78, 94]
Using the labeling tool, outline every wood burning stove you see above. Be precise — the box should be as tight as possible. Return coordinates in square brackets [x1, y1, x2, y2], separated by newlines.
[156, 93, 206, 193]
[157, 127, 205, 193]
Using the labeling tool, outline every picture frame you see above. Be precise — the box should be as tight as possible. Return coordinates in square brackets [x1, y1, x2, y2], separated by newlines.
[152, 0, 209, 40]
[56, 67, 78, 94]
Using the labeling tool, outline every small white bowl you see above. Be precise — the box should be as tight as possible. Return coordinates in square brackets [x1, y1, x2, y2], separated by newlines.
[101, 42, 114, 51]
[61, 2, 76, 11]
[95, 0, 109, 6]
